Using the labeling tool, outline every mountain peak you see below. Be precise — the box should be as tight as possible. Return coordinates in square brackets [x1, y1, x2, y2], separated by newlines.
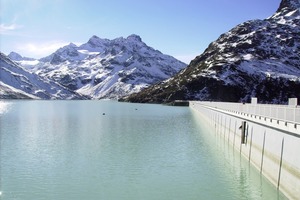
[8, 51, 35, 61]
[68, 42, 78, 48]
[86, 35, 109, 48]
[57, 43, 77, 52]
[127, 34, 142, 42]
[90, 35, 100, 40]
[8, 51, 23, 61]
[277, 0, 300, 12]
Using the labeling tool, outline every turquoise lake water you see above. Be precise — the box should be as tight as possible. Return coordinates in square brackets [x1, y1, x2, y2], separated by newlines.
[0, 100, 286, 200]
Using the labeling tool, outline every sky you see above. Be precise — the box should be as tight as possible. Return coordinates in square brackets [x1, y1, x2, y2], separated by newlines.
[0, 0, 280, 63]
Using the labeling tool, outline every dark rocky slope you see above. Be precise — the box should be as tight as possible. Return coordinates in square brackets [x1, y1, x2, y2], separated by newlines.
[124, 0, 300, 104]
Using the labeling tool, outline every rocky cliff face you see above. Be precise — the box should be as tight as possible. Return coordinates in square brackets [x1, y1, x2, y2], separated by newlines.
[124, 0, 300, 104]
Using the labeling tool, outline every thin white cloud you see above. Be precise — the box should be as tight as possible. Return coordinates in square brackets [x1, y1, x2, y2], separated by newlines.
[17, 41, 69, 58]
[16, 41, 83, 58]
[0, 23, 23, 34]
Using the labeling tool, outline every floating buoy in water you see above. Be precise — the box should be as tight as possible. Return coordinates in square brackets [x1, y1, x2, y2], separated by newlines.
[102, 113, 106, 115]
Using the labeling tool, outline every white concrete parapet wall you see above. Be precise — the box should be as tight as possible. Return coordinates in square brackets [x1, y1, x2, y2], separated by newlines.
[190, 100, 300, 200]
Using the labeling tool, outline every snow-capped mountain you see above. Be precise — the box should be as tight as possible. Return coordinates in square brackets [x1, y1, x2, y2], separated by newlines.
[8, 51, 35, 61]
[18, 34, 186, 99]
[0, 52, 85, 99]
[8, 52, 40, 68]
[124, 0, 300, 104]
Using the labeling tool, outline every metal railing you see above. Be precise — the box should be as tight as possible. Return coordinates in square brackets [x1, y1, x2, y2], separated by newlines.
[191, 101, 300, 124]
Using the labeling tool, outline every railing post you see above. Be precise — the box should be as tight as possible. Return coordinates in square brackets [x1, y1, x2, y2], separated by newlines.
[295, 108, 296, 123]
[284, 107, 286, 122]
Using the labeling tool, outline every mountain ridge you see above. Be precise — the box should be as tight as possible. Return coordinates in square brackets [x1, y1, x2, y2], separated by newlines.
[0, 52, 85, 99]
[6, 34, 186, 99]
[123, 0, 300, 104]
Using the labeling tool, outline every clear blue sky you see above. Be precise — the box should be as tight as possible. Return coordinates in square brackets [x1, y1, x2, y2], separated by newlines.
[0, 0, 280, 63]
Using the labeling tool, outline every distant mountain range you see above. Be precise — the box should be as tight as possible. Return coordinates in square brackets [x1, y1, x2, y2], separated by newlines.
[124, 0, 300, 104]
[1, 34, 186, 99]
[0, 52, 84, 99]
[2, 0, 299, 103]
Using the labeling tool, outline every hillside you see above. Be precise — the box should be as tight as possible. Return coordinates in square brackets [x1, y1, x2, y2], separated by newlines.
[0, 52, 84, 99]
[124, 0, 300, 104]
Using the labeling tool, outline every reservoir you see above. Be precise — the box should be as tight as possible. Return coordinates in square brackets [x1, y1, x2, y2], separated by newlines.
[0, 100, 286, 199]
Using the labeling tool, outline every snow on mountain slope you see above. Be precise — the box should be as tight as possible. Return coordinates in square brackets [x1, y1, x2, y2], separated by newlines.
[8, 51, 40, 70]
[0, 81, 39, 99]
[0, 52, 85, 99]
[124, 0, 300, 104]
[22, 34, 186, 99]
[8, 51, 35, 61]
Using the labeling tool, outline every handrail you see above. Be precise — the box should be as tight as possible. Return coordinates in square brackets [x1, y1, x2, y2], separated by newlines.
[191, 101, 300, 125]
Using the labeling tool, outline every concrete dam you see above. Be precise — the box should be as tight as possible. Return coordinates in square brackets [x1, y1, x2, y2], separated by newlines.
[190, 98, 300, 200]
